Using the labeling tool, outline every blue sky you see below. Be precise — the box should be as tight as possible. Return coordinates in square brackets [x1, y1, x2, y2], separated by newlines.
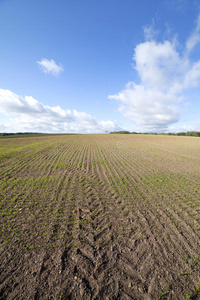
[0, 0, 200, 133]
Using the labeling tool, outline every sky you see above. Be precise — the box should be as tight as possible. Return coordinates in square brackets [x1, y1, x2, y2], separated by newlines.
[1, 0, 200, 133]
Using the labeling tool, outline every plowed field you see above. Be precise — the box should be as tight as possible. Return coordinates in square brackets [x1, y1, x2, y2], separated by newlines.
[1, 134, 200, 299]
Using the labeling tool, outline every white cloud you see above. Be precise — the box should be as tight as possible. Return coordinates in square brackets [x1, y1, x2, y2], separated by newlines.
[109, 82, 181, 131]
[143, 19, 157, 41]
[186, 15, 200, 54]
[37, 58, 64, 76]
[109, 15, 200, 132]
[0, 89, 119, 133]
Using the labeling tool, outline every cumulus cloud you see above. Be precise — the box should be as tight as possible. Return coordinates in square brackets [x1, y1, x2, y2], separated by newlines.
[37, 58, 64, 76]
[0, 89, 119, 133]
[109, 16, 200, 131]
[109, 82, 181, 130]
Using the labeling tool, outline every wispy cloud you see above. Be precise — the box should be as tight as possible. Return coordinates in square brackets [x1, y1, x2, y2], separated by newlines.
[109, 15, 200, 132]
[143, 19, 157, 41]
[186, 15, 200, 54]
[37, 58, 64, 76]
[0, 89, 119, 133]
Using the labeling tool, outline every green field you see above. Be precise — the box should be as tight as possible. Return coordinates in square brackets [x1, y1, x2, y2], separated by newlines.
[1, 134, 200, 299]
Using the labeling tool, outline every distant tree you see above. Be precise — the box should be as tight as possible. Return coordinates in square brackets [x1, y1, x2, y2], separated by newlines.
[186, 131, 200, 137]
[110, 130, 200, 137]
[110, 131, 131, 134]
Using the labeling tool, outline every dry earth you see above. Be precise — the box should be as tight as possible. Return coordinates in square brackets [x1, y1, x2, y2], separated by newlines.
[0, 134, 200, 299]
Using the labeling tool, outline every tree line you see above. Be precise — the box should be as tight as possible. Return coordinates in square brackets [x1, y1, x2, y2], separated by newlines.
[110, 131, 200, 137]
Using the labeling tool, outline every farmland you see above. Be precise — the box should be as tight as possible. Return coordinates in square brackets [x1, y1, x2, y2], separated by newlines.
[0, 134, 200, 299]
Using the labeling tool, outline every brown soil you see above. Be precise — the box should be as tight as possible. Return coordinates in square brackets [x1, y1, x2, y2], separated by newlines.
[1, 134, 200, 299]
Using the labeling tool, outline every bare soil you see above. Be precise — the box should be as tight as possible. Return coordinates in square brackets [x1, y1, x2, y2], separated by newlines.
[1, 134, 200, 299]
